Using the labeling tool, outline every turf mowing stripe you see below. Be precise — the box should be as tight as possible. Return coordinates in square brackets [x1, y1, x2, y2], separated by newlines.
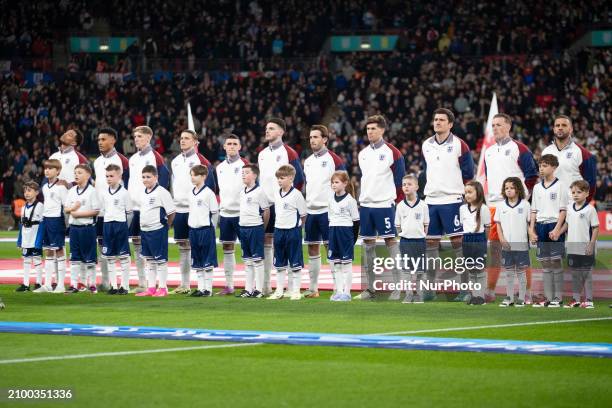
[372, 317, 612, 336]
[0, 342, 261, 365]
[0, 321, 610, 358]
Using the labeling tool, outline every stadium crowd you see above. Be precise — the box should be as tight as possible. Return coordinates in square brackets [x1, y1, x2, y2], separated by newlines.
[3, 0, 609, 61]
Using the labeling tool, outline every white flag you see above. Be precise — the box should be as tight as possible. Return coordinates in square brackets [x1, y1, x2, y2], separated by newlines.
[476, 93, 498, 194]
[187, 102, 195, 132]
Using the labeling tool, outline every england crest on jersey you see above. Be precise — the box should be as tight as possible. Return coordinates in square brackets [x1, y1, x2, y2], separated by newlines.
[550, 193, 557, 200]
[566, 152, 573, 159]
[447, 146, 453, 153]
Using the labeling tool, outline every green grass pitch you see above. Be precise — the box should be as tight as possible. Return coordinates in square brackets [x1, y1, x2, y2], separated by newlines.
[0, 231, 611, 407]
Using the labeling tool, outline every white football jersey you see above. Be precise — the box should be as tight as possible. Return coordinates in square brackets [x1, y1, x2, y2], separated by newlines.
[565, 202, 599, 256]
[188, 185, 218, 228]
[128, 145, 169, 211]
[42, 180, 69, 218]
[531, 178, 568, 224]
[171, 148, 216, 213]
[460, 203, 491, 234]
[99, 185, 132, 223]
[19, 201, 43, 249]
[274, 187, 307, 229]
[304, 149, 345, 214]
[395, 198, 429, 239]
[422, 134, 474, 205]
[257, 142, 304, 203]
[358, 140, 405, 207]
[94, 149, 129, 217]
[239, 184, 271, 227]
[493, 199, 530, 251]
[216, 156, 248, 217]
[328, 193, 359, 227]
[49, 147, 89, 184]
[66, 183, 100, 225]
[139, 184, 176, 232]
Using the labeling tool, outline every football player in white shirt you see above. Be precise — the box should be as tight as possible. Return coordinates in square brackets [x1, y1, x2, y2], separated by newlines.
[483, 113, 538, 303]
[170, 129, 216, 294]
[94, 127, 129, 291]
[99, 164, 133, 295]
[395, 174, 429, 304]
[356, 115, 406, 301]
[268, 165, 307, 300]
[560, 180, 599, 309]
[257, 118, 304, 295]
[460, 181, 491, 304]
[64, 164, 100, 293]
[542, 115, 597, 201]
[35, 159, 69, 293]
[135, 165, 176, 297]
[16, 181, 44, 292]
[422, 108, 474, 302]
[187, 165, 219, 297]
[128, 126, 170, 293]
[215, 134, 248, 296]
[48, 129, 89, 185]
[237, 164, 271, 298]
[328, 171, 359, 302]
[529, 154, 568, 307]
[494, 177, 530, 307]
[303, 125, 346, 298]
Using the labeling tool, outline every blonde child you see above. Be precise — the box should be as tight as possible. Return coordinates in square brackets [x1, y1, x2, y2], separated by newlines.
[328, 171, 360, 301]
[395, 174, 429, 304]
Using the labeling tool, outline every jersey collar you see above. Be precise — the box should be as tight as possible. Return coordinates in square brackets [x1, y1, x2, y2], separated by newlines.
[313, 147, 328, 158]
[495, 136, 512, 146]
[573, 202, 588, 212]
[370, 138, 385, 149]
[60, 146, 75, 154]
[279, 186, 294, 197]
[182, 147, 196, 158]
[47, 179, 58, 188]
[138, 145, 153, 156]
[245, 183, 259, 194]
[334, 192, 348, 202]
[269, 140, 283, 151]
[102, 148, 117, 158]
[505, 198, 521, 208]
[192, 184, 207, 196]
[404, 197, 420, 208]
[145, 184, 159, 194]
[541, 177, 559, 189]
[108, 185, 122, 195]
[76, 183, 90, 195]
[433, 133, 453, 145]
[552, 137, 574, 151]
[226, 154, 241, 164]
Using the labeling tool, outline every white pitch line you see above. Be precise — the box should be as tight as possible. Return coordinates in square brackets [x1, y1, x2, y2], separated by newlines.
[0, 342, 261, 365]
[370, 317, 612, 336]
